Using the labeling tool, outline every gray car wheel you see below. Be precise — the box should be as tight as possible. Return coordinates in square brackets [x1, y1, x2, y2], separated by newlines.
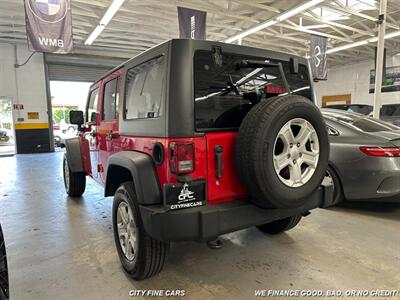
[324, 165, 343, 207]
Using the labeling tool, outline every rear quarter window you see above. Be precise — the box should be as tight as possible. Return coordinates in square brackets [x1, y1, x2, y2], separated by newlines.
[124, 56, 166, 120]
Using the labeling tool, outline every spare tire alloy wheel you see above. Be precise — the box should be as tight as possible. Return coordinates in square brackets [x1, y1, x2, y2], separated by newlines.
[116, 201, 138, 262]
[273, 118, 319, 188]
[236, 95, 329, 209]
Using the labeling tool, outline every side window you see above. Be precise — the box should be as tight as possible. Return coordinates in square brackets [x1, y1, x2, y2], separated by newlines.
[102, 77, 120, 121]
[125, 56, 165, 120]
[87, 88, 99, 122]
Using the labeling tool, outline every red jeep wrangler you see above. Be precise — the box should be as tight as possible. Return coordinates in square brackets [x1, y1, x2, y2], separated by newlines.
[64, 39, 332, 280]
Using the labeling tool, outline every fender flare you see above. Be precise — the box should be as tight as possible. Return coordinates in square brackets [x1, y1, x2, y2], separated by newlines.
[64, 137, 84, 173]
[105, 151, 161, 205]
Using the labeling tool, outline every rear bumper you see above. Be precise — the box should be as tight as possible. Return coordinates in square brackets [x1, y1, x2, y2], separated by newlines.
[140, 185, 333, 242]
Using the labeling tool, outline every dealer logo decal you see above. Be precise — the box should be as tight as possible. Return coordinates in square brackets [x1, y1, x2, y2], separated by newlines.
[178, 183, 195, 203]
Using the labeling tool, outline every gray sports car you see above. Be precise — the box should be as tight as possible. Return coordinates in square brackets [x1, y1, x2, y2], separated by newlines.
[322, 109, 400, 206]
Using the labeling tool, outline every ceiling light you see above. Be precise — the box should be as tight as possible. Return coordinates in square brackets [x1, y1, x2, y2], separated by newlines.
[85, 25, 105, 46]
[100, 0, 125, 26]
[224, 0, 325, 43]
[326, 30, 400, 54]
[85, 0, 125, 45]
[326, 40, 369, 54]
[225, 20, 277, 43]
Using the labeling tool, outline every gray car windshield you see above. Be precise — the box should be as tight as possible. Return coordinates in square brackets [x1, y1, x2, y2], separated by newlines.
[194, 50, 312, 131]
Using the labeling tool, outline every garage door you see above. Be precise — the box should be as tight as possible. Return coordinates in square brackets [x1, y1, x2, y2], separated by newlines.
[47, 63, 111, 82]
[45, 54, 124, 82]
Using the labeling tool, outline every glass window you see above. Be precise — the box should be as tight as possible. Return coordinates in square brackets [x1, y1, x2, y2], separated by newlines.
[194, 50, 311, 130]
[125, 56, 166, 120]
[325, 112, 398, 132]
[102, 78, 120, 121]
[87, 88, 99, 122]
[381, 105, 400, 117]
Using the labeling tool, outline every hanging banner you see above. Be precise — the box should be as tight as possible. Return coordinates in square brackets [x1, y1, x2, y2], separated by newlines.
[310, 34, 327, 81]
[177, 7, 207, 40]
[24, 0, 73, 54]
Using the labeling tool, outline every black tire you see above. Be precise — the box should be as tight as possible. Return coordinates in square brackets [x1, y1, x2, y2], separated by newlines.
[0, 225, 9, 300]
[63, 154, 86, 197]
[324, 165, 343, 207]
[236, 95, 329, 209]
[257, 215, 302, 235]
[112, 182, 169, 280]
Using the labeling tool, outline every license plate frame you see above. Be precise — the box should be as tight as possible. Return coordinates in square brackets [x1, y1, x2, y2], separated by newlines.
[163, 180, 206, 210]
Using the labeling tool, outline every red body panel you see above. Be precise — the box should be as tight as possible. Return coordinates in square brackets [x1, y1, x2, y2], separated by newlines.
[204, 132, 248, 204]
[79, 68, 247, 205]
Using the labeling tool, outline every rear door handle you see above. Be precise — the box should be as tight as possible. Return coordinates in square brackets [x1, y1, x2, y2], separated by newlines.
[214, 145, 223, 179]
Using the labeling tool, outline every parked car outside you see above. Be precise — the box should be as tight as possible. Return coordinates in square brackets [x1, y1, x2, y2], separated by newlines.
[63, 39, 333, 280]
[322, 108, 400, 206]
[53, 120, 62, 147]
[0, 129, 11, 144]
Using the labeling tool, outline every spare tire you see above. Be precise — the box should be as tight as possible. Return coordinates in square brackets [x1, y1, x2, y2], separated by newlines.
[236, 95, 329, 209]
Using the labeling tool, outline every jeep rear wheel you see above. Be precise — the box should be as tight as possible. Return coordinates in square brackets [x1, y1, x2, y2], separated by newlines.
[112, 182, 169, 280]
[63, 154, 86, 197]
[236, 95, 329, 209]
[257, 215, 302, 235]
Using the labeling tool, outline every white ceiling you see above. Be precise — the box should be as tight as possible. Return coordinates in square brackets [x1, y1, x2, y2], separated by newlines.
[1, 0, 400, 65]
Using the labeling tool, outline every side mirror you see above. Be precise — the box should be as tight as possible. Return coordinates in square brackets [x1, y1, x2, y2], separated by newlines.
[70, 110, 84, 126]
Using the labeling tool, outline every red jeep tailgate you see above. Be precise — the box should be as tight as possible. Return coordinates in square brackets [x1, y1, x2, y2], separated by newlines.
[205, 132, 248, 204]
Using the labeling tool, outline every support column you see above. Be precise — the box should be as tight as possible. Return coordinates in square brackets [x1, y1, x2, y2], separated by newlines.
[372, 0, 387, 119]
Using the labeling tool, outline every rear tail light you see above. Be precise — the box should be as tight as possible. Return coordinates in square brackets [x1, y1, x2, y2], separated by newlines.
[170, 142, 194, 174]
[360, 146, 400, 157]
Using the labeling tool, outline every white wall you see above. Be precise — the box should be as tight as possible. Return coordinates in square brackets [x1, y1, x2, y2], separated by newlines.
[314, 54, 400, 107]
[0, 42, 49, 125]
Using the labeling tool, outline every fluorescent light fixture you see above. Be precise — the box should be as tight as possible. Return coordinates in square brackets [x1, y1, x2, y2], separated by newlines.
[384, 31, 400, 39]
[224, 0, 325, 43]
[326, 30, 400, 54]
[225, 20, 277, 43]
[85, 0, 125, 45]
[326, 40, 369, 54]
[85, 25, 105, 45]
[100, 0, 125, 26]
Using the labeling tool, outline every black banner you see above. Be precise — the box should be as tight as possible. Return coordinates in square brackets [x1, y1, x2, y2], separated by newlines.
[310, 34, 327, 81]
[24, 0, 73, 54]
[177, 7, 206, 40]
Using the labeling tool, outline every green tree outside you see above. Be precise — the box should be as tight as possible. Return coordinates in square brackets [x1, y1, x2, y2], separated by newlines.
[53, 108, 72, 124]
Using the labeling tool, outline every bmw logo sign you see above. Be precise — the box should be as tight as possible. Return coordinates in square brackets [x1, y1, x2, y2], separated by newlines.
[27, 0, 68, 23]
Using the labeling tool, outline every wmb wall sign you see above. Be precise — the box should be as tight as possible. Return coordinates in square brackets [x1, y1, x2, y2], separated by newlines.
[24, 0, 73, 53]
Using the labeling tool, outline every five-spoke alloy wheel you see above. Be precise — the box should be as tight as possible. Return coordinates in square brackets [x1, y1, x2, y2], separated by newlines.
[273, 118, 320, 188]
[112, 182, 169, 280]
[116, 201, 138, 262]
